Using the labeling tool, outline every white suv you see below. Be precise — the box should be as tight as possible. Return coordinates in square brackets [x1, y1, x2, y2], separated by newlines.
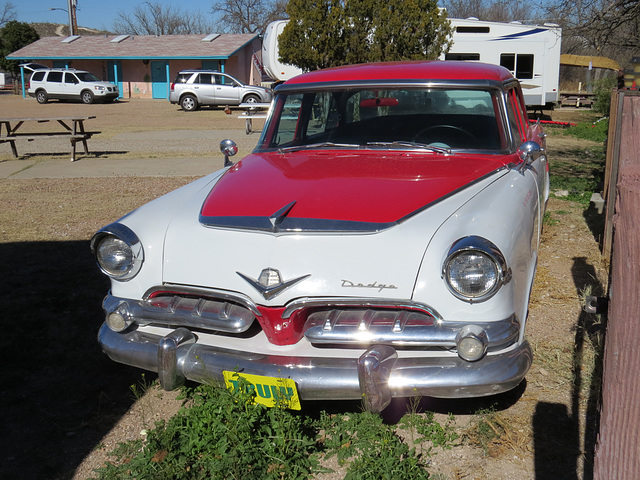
[28, 68, 119, 104]
[169, 70, 272, 111]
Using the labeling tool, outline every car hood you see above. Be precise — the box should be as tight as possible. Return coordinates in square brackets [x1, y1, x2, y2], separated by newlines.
[161, 150, 512, 308]
[199, 150, 512, 231]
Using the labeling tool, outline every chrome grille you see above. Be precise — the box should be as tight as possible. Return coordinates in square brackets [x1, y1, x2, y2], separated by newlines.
[304, 308, 441, 346]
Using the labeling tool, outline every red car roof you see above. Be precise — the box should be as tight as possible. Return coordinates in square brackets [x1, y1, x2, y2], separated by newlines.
[284, 60, 514, 85]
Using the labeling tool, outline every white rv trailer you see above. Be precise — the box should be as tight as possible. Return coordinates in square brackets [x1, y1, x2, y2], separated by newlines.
[443, 18, 561, 107]
[262, 18, 562, 108]
[262, 21, 304, 83]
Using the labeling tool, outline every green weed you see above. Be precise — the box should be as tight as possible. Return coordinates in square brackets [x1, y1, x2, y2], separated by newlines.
[92, 385, 460, 480]
[562, 118, 608, 143]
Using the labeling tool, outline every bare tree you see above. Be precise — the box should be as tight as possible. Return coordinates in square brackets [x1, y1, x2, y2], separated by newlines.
[543, 0, 639, 60]
[0, 1, 16, 27]
[210, 0, 288, 34]
[442, 0, 538, 23]
[112, 1, 214, 35]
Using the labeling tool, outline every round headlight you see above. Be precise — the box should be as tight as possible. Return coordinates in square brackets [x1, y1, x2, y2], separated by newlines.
[443, 236, 508, 302]
[446, 251, 498, 297]
[96, 236, 135, 277]
[91, 224, 143, 281]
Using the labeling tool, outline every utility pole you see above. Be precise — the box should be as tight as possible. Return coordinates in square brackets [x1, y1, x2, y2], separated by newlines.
[67, 0, 78, 35]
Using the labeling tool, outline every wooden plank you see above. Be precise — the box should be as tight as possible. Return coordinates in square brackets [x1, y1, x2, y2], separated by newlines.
[594, 94, 640, 479]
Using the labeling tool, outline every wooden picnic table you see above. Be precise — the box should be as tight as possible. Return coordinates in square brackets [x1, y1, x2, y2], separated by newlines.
[238, 103, 271, 134]
[0, 115, 100, 161]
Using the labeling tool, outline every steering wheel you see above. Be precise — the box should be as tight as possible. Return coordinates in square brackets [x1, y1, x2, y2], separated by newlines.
[413, 125, 478, 146]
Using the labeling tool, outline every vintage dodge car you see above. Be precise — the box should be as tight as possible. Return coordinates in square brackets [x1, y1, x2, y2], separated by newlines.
[91, 61, 548, 412]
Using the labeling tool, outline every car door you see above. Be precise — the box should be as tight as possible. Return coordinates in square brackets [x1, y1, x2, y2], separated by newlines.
[213, 74, 241, 105]
[506, 86, 548, 249]
[193, 73, 216, 105]
[63, 72, 80, 100]
[45, 71, 64, 97]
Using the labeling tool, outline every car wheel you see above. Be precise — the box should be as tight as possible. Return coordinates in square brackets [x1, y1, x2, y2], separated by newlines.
[244, 94, 260, 105]
[180, 95, 198, 111]
[81, 90, 94, 104]
[36, 90, 48, 104]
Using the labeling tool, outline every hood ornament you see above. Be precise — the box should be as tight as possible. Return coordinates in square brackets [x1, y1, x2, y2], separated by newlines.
[269, 201, 297, 230]
[237, 268, 310, 300]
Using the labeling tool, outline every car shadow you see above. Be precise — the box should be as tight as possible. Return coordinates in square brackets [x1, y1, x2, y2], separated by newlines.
[0, 240, 144, 480]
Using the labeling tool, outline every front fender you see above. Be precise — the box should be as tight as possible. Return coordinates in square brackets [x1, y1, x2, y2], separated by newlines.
[413, 167, 540, 333]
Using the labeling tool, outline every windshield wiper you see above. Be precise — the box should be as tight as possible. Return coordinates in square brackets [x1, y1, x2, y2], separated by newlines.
[366, 141, 451, 154]
[278, 142, 360, 153]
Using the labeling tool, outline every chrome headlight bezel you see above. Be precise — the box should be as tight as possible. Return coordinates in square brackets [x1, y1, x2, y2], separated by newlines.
[442, 236, 510, 303]
[90, 223, 144, 281]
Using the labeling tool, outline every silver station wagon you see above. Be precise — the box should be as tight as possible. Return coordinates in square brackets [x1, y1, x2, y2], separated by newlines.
[169, 69, 273, 111]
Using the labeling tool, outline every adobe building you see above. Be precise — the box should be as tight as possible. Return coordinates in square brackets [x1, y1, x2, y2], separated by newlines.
[8, 33, 262, 99]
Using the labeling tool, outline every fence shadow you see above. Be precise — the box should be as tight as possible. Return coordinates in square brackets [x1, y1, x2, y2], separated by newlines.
[533, 256, 605, 480]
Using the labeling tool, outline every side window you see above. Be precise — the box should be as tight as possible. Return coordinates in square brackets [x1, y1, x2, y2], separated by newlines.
[196, 74, 213, 85]
[506, 88, 527, 143]
[64, 73, 78, 84]
[500, 54, 515, 72]
[445, 53, 480, 61]
[47, 71, 63, 82]
[32, 71, 46, 82]
[515, 54, 534, 80]
[500, 54, 534, 80]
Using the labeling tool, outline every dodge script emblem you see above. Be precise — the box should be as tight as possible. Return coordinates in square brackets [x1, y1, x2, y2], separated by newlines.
[237, 268, 310, 300]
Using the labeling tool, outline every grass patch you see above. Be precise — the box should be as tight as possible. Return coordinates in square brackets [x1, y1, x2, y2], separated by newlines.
[562, 118, 609, 143]
[92, 383, 459, 480]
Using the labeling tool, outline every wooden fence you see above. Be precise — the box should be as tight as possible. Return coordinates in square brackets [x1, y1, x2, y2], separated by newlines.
[594, 89, 640, 478]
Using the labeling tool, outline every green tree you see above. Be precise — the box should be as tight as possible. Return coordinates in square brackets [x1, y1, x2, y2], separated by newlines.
[0, 20, 39, 76]
[279, 0, 452, 72]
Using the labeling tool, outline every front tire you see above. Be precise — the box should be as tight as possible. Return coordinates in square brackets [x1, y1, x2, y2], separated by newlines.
[36, 90, 48, 104]
[81, 90, 94, 104]
[180, 95, 198, 111]
[243, 94, 260, 105]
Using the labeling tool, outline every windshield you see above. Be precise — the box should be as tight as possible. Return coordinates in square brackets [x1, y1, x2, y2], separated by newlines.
[75, 72, 102, 82]
[256, 87, 505, 152]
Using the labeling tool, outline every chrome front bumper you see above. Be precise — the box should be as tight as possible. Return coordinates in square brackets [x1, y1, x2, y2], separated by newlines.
[98, 323, 532, 412]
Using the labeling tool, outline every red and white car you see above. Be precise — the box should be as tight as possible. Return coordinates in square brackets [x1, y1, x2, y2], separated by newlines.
[91, 61, 548, 412]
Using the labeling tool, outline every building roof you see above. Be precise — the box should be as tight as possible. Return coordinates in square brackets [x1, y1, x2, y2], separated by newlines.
[8, 33, 259, 61]
[560, 54, 620, 71]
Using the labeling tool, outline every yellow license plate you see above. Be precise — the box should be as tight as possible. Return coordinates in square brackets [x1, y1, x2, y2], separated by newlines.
[223, 371, 301, 410]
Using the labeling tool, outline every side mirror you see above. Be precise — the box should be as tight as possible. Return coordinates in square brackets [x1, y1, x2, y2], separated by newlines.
[220, 139, 238, 167]
[517, 141, 542, 171]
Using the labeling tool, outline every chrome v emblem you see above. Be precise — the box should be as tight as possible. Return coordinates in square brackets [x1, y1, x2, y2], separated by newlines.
[237, 268, 310, 300]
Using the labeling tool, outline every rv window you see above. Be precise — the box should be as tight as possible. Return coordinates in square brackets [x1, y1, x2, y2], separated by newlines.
[445, 53, 481, 61]
[500, 54, 516, 72]
[515, 54, 534, 80]
[500, 54, 534, 80]
[456, 26, 490, 33]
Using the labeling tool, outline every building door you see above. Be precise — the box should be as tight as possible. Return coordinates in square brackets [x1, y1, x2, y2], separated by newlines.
[151, 61, 169, 99]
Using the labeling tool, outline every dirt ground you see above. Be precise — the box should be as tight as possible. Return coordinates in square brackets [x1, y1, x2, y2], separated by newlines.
[0, 92, 609, 480]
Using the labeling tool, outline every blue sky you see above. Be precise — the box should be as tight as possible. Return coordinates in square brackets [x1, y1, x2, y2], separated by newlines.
[16, 1, 217, 31]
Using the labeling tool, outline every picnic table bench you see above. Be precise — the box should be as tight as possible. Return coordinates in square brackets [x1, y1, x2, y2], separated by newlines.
[238, 103, 271, 134]
[0, 115, 100, 161]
